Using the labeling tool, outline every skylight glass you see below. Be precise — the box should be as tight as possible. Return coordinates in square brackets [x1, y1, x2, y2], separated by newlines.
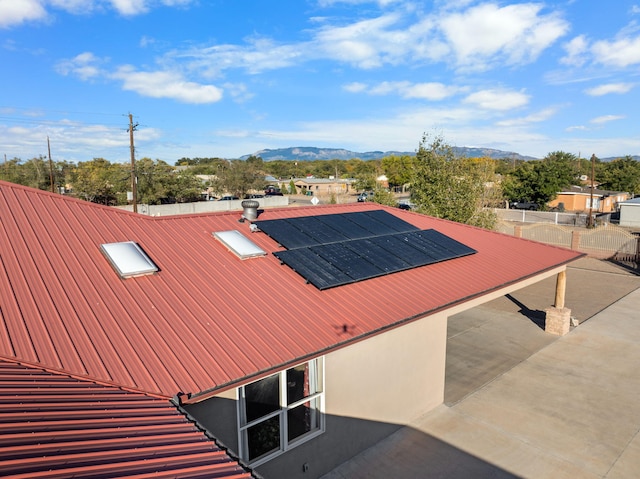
[100, 241, 158, 278]
[213, 230, 266, 259]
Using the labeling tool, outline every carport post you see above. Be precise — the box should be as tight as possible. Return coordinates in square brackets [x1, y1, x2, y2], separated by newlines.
[554, 270, 566, 309]
[545, 269, 571, 335]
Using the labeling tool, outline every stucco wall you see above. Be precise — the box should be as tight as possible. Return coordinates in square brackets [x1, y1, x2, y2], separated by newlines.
[116, 195, 289, 216]
[186, 310, 448, 479]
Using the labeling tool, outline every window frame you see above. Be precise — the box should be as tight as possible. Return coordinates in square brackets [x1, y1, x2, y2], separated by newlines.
[237, 357, 325, 467]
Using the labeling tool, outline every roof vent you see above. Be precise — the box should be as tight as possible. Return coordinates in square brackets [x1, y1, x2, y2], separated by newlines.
[241, 199, 260, 221]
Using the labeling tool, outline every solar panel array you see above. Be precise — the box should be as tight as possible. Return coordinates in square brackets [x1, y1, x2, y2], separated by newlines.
[255, 210, 476, 290]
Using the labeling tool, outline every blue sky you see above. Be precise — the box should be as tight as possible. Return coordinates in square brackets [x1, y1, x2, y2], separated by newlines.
[1, 0, 640, 164]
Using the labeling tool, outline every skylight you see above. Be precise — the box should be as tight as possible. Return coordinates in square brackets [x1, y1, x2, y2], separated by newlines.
[100, 241, 159, 278]
[213, 230, 266, 260]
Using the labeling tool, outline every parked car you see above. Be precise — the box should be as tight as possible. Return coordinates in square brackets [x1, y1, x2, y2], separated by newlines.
[510, 200, 539, 210]
[264, 186, 283, 196]
[357, 191, 374, 202]
[218, 195, 239, 201]
[397, 201, 415, 210]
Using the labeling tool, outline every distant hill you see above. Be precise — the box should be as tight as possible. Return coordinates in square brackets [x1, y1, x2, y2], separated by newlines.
[241, 146, 538, 161]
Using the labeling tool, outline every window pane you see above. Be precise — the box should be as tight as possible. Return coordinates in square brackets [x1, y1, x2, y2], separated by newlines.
[287, 362, 316, 405]
[287, 397, 321, 442]
[247, 415, 280, 461]
[244, 374, 280, 423]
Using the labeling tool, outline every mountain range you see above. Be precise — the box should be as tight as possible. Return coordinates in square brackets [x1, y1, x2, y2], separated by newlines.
[241, 146, 538, 161]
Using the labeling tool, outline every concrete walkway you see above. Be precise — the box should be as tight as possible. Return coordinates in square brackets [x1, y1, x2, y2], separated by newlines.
[323, 259, 640, 478]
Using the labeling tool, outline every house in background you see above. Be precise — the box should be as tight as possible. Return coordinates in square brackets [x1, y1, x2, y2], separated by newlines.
[293, 177, 354, 197]
[0, 180, 582, 478]
[548, 185, 629, 213]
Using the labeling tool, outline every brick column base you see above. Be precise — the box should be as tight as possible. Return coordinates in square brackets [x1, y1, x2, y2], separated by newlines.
[545, 307, 571, 336]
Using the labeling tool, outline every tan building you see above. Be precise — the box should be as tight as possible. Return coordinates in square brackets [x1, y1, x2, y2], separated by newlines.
[548, 186, 629, 213]
[294, 177, 355, 197]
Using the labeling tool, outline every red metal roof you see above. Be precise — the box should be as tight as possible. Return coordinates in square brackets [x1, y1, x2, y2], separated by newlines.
[0, 357, 253, 478]
[0, 180, 582, 400]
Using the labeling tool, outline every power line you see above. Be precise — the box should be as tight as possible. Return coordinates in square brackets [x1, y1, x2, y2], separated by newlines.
[0, 105, 125, 118]
[0, 115, 126, 129]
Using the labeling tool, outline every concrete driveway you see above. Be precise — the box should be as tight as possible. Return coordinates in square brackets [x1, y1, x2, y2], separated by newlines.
[323, 258, 640, 478]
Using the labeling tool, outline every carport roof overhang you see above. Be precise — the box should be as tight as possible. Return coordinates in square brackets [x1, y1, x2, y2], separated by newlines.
[180, 261, 577, 405]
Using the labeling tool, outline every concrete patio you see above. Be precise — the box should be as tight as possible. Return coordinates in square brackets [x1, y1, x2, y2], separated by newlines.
[323, 258, 640, 478]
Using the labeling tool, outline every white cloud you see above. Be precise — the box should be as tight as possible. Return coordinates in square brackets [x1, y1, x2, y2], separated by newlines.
[55, 52, 104, 80]
[590, 114, 625, 124]
[560, 35, 589, 66]
[352, 81, 459, 100]
[342, 82, 368, 93]
[0, 0, 195, 27]
[592, 35, 640, 67]
[178, 38, 304, 77]
[463, 88, 530, 110]
[317, 0, 401, 6]
[0, 0, 47, 28]
[109, 0, 148, 16]
[111, 66, 223, 103]
[585, 82, 634, 96]
[438, 3, 569, 70]
[48, 0, 95, 14]
[55, 51, 224, 103]
[162, 2, 569, 79]
[496, 107, 558, 127]
[313, 13, 409, 69]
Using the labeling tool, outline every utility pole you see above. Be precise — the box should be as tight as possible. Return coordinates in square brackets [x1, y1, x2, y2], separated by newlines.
[588, 154, 596, 228]
[47, 136, 55, 193]
[128, 113, 138, 213]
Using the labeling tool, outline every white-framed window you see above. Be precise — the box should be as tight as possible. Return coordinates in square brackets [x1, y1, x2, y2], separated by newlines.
[586, 197, 600, 209]
[238, 358, 324, 466]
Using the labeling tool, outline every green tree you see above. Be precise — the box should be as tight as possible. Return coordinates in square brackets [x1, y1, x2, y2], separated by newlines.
[213, 159, 266, 198]
[0, 157, 24, 185]
[168, 169, 205, 203]
[353, 173, 377, 192]
[410, 135, 498, 228]
[381, 154, 414, 190]
[502, 151, 577, 208]
[134, 158, 174, 205]
[372, 187, 397, 207]
[71, 158, 127, 205]
[598, 156, 640, 195]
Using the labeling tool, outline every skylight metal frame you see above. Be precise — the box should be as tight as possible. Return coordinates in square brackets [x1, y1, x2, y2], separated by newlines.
[213, 230, 266, 260]
[100, 241, 159, 278]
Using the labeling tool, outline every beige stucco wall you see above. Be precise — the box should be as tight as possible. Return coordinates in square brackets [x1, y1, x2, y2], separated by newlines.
[325, 310, 448, 425]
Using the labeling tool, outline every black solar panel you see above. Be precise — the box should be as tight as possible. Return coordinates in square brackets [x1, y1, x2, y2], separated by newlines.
[313, 213, 373, 240]
[312, 242, 383, 279]
[255, 210, 419, 249]
[260, 209, 475, 289]
[274, 248, 353, 290]
[253, 218, 320, 249]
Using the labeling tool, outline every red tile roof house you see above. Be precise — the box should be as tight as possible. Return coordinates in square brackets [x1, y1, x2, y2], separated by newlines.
[0, 180, 582, 478]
